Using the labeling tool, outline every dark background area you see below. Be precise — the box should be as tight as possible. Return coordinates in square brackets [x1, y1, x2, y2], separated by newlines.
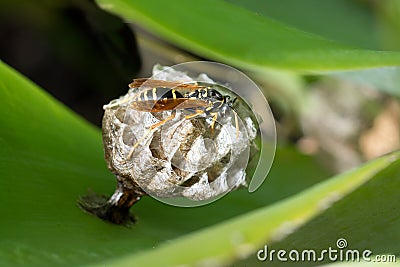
[0, 0, 141, 126]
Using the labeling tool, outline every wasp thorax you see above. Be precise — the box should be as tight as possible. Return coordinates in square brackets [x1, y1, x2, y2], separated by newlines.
[79, 67, 258, 224]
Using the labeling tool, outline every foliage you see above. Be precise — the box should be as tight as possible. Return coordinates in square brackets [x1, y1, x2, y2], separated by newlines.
[1, 0, 400, 266]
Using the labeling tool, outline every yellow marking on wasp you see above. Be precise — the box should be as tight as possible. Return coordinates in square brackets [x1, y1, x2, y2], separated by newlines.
[234, 112, 239, 138]
[143, 90, 148, 101]
[172, 89, 177, 99]
[210, 112, 218, 129]
[203, 88, 208, 97]
[152, 88, 157, 100]
[185, 109, 204, 119]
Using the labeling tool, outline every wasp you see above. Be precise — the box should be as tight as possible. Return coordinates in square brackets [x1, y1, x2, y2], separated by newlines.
[125, 78, 239, 159]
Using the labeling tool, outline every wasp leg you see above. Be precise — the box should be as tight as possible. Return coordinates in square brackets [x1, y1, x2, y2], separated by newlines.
[234, 111, 239, 138]
[167, 110, 205, 139]
[184, 109, 204, 119]
[127, 132, 151, 160]
[127, 111, 176, 159]
[149, 112, 176, 130]
[209, 112, 218, 135]
[168, 118, 186, 139]
[210, 111, 240, 138]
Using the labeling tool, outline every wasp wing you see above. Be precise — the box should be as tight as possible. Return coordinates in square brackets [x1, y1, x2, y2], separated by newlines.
[130, 98, 209, 112]
[129, 78, 205, 90]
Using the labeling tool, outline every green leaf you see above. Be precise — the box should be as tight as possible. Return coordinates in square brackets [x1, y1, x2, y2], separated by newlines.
[0, 61, 329, 266]
[0, 61, 398, 267]
[225, 0, 382, 50]
[238, 153, 400, 266]
[87, 151, 400, 267]
[95, 0, 400, 72]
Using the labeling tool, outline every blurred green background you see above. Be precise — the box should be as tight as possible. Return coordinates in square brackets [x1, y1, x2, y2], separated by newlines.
[0, 0, 141, 126]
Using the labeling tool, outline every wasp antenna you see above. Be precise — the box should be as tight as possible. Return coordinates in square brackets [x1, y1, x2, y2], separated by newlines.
[127, 129, 152, 159]
[168, 118, 187, 139]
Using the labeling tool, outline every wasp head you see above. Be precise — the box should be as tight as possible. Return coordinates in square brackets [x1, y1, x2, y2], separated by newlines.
[224, 95, 237, 107]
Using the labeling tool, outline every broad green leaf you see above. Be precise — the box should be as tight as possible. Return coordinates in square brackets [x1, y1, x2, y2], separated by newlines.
[0, 59, 398, 267]
[0, 61, 329, 267]
[95, 0, 400, 72]
[375, 0, 400, 50]
[226, 0, 381, 50]
[88, 151, 400, 267]
[238, 153, 400, 266]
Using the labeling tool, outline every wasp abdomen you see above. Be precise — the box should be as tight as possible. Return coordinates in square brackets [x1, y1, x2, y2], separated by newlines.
[136, 87, 184, 101]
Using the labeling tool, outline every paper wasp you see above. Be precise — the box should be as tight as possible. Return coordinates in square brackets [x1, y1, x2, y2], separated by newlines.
[126, 78, 239, 159]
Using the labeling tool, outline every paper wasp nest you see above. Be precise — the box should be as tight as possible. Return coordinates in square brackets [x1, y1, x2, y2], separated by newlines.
[80, 65, 258, 224]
